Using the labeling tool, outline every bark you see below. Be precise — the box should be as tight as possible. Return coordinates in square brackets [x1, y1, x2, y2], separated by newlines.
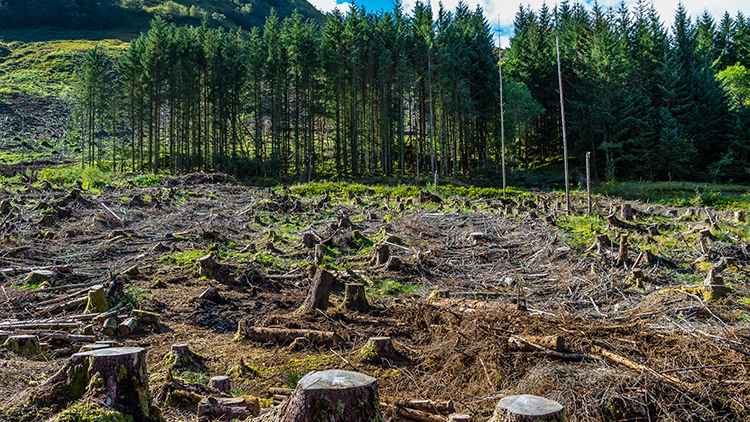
[236, 323, 335, 346]
[263, 370, 382, 422]
[405, 400, 455, 415]
[198, 397, 259, 421]
[488, 395, 564, 422]
[301, 269, 333, 311]
[371, 243, 390, 267]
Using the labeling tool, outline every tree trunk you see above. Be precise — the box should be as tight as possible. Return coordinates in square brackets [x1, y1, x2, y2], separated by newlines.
[488, 395, 564, 422]
[262, 370, 382, 422]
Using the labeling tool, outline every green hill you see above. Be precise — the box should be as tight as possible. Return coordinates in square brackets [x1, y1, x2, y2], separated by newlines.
[0, 0, 324, 38]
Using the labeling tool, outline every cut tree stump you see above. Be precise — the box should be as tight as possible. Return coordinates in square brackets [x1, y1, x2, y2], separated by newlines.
[133, 309, 160, 325]
[343, 283, 369, 311]
[198, 396, 259, 421]
[301, 269, 333, 311]
[198, 286, 223, 303]
[488, 395, 565, 422]
[371, 243, 390, 266]
[616, 234, 629, 267]
[166, 343, 207, 371]
[209, 375, 231, 394]
[313, 244, 324, 267]
[361, 337, 396, 363]
[84, 285, 109, 314]
[586, 234, 612, 254]
[236, 323, 335, 346]
[384, 256, 403, 271]
[35, 347, 160, 422]
[621, 204, 633, 221]
[2, 334, 42, 356]
[268, 370, 382, 422]
[301, 232, 317, 248]
[198, 254, 218, 278]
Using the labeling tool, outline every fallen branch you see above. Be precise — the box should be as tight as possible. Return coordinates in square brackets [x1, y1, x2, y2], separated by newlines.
[237, 321, 335, 345]
[508, 335, 584, 359]
[382, 403, 447, 422]
[592, 345, 696, 390]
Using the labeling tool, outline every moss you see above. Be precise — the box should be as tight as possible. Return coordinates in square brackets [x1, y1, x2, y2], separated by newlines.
[51, 402, 132, 422]
[360, 343, 378, 361]
[165, 390, 202, 407]
[86, 372, 103, 391]
[117, 365, 128, 382]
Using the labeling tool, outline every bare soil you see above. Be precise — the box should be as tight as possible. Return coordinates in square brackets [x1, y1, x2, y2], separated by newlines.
[1, 173, 749, 422]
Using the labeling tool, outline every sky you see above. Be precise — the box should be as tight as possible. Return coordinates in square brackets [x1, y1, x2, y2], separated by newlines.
[306, 0, 749, 48]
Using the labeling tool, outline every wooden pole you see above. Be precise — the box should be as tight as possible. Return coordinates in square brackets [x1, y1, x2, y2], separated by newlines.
[556, 37, 570, 213]
[499, 38, 506, 199]
[586, 151, 591, 215]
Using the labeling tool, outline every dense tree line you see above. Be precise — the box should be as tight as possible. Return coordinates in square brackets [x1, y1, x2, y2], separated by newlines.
[72, 3, 510, 180]
[0, 0, 129, 29]
[506, 0, 750, 182]
[71, 1, 750, 183]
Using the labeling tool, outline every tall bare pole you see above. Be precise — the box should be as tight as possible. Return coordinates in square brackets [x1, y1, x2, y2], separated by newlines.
[586, 151, 592, 216]
[499, 34, 506, 199]
[556, 36, 570, 212]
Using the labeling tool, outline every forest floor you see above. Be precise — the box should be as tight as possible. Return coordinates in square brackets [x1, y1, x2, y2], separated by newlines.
[0, 167, 749, 422]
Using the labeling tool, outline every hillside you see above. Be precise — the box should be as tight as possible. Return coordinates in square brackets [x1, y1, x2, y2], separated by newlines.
[0, 0, 324, 38]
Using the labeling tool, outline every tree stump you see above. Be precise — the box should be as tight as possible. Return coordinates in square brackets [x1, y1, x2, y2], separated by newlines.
[702, 269, 728, 301]
[301, 269, 333, 311]
[84, 284, 109, 314]
[468, 232, 486, 245]
[313, 244, 324, 267]
[198, 286, 223, 303]
[616, 234, 629, 267]
[271, 370, 382, 422]
[301, 232, 317, 248]
[647, 225, 660, 237]
[371, 243, 390, 266]
[2, 334, 42, 356]
[586, 234, 612, 254]
[37, 347, 159, 422]
[344, 283, 369, 311]
[620, 203, 633, 221]
[166, 343, 207, 371]
[367, 212, 378, 221]
[361, 337, 396, 363]
[384, 256, 403, 271]
[735, 210, 745, 223]
[198, 254, 218, 278]
[336, 215, 353, 229]
[209, 375, 231, 394]
[488, 395, 564, 422]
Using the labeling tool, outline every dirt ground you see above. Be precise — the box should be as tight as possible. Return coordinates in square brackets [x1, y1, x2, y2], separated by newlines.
[1, 171, 749, 422]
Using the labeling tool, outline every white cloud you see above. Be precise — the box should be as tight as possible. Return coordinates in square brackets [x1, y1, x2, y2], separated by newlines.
[308, 0, 351, 14]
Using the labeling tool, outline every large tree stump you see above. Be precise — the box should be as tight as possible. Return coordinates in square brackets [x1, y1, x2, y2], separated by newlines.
[301, 269, 333, 311]
[36, 347, 160, 422]
[270, 370, 382, 422]
[198, 254, 218, 278]
[2, 334, 42, 356]
[198, 397, 260, 421]
[488, 395, 564, 422]
[384, 256, 403, 271]
[361, 337, 396, 364]
[344, 283, 369, 311]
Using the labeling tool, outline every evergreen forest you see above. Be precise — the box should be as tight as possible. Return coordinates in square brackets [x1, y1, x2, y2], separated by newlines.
[69, 0, 750, 184]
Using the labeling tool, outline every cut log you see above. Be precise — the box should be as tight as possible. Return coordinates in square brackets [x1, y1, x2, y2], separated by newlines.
[361, 337, 396, 363]
[198, 397, 260, 422]
[488, 395, 565, 422]
[343, 283, 369, 311]
[301, 269, 333, 311]
[209, 376, 231, 394]
[269, 387, 293, 396]
[35, 347, 159, 422]
[449, 414, 471, 422]
[270, 370, 381, 422]
[382, 404, 446, 422]
[102, 317, 119, 336]
[371, 243, 390, 266]
[2, 335, 42, 356]
[509, 335, 565, 353]
[118, 317, 138, 336]
[236, 323, 335, 346]
[133, 309, 160, 325]
[406, 399, 455, 415]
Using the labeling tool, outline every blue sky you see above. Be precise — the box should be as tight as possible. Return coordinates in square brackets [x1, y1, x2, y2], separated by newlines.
[306, 0, 749, 48]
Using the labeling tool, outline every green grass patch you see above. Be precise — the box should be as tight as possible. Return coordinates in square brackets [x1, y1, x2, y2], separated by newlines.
[596, 181, 750, 210]
[370, 277, 420, 297]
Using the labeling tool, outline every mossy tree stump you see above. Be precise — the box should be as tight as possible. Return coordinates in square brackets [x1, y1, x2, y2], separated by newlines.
[84, 285, 109, 314]
[344, 283, 368, 311]
[361, 337, 396, 364]
[488, 395, 564, 422]
[35, 347, 160, 422]
[301, 269, 333, 311]
[2, 334, 42, 356]
[166, 343, 207, 372]
[209, 376, 231, 394]
[268, 370, 382, 422]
